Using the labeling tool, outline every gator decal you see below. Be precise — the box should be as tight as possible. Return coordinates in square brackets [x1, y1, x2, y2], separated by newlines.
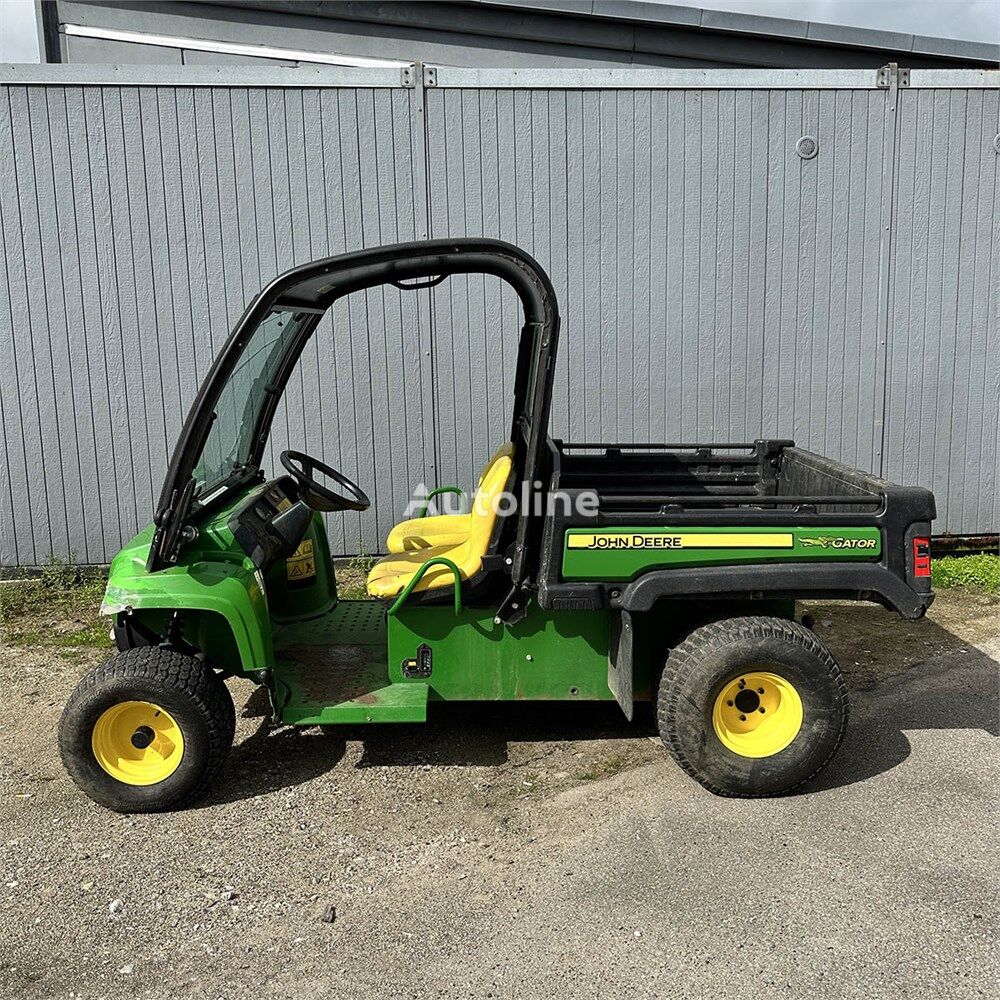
[797, 535, 878, 550]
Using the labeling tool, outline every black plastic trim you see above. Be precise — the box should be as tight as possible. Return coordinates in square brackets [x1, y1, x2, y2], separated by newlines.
[613, 564, 933, 620]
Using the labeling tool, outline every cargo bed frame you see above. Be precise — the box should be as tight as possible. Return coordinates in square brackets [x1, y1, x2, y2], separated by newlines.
[537, 439, 935, 620]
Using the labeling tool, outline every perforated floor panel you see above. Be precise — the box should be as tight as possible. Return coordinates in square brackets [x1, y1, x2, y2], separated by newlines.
[273, 600, 386, 651]
[272, 601, 425, 724]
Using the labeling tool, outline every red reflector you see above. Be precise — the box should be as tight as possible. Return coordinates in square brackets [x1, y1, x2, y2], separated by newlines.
[913, 537, 931, 578]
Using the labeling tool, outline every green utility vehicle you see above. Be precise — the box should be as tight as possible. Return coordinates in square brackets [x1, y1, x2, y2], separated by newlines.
[59, 240, 936, 811]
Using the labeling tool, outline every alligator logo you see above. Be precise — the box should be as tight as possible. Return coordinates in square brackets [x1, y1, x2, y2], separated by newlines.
[799, 536, 837, 548]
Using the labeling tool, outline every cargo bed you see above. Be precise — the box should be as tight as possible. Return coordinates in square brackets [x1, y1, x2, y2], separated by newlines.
[537, 439, 936, 619]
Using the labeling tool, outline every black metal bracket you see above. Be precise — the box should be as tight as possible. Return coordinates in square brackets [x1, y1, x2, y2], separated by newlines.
[401, 643, 433, 679]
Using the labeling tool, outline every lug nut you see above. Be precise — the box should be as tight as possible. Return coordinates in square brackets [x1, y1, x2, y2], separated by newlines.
[727, 700, 734, 707]
[759, 707, 766, 714]
[739, 714, 747, 721]
[757, 687, 765, 694]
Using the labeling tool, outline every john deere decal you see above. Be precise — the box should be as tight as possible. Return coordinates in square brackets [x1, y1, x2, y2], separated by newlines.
[566, 532, 794, 550]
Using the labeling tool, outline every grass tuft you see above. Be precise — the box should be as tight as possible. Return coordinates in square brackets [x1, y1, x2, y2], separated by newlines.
[932, 554, 1000, 594]
[576, 752, 631, 781]
[0, 573, 111, 649]
[335, 556, 378, 601]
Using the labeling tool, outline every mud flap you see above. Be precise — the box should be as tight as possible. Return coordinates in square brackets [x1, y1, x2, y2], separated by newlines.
[608, 610, 634, 721]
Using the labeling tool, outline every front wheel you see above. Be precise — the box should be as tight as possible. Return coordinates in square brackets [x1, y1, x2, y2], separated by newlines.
[59, 647, 236, 812]
[656, 616, 848, 797]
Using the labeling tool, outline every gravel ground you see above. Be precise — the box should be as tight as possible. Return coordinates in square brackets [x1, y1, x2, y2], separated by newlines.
[0, 590, 997, 999]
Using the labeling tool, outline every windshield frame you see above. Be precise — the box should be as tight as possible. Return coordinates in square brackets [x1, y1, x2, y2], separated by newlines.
[147, 239, 559, 572]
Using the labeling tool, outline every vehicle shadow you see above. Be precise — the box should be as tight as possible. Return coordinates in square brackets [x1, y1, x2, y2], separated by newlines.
[207, 602, 997, 803]
[199, 684, 348, 806]
[802, 602, 998, 793]
[354, 700, 652, 769]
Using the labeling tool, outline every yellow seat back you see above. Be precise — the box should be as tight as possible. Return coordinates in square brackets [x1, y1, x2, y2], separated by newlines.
[476, 442, 515, 487]
[469, 443, 515, 555]
[365, 441, 516, 599]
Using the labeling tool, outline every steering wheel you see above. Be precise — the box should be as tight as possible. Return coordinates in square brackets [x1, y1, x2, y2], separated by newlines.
[280, 450, 371, 513]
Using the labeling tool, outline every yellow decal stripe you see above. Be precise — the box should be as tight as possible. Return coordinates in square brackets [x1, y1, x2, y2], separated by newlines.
[566, 532, 794, 550]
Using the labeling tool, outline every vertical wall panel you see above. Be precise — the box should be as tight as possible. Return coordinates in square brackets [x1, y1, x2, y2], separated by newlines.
[424, 85, 889, 475]
[0, 79, 423, 564]
[884, 87, 1000, 535]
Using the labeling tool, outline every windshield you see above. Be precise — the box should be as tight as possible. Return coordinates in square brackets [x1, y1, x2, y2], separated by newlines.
[193, 309, 309, 496]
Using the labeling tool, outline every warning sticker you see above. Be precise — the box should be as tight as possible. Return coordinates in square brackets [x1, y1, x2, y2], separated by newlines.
[286, 538, 316, 582]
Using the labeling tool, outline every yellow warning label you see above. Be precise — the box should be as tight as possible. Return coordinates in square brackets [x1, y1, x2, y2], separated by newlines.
[566, 532, 794, 550]
[286, 538, 316, 582]
[276, 497, 293, 513]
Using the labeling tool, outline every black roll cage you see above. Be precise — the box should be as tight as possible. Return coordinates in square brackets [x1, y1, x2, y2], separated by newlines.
[148, 239, 561, 588]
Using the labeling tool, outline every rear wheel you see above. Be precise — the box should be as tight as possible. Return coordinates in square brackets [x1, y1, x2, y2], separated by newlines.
[59, 647, 235, 812]
[656, 616, 847, 797]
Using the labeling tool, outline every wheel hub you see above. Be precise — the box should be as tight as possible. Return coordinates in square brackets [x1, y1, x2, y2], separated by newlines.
[712, 671, 803, 758]
[130, 725, 156, 750]
[91, 701, 184, 786]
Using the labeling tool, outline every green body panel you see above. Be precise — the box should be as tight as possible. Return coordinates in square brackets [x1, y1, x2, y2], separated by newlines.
[102, 486, 318, 670]
[103, 486, 342, 676]
[103, 520, 274, 673]
[103, 494, 822, 720]
[263, 515, 338, 622]
[562, 526, 883, 581]
[281, 680, 428, 724]
[388, 602, 613, 702]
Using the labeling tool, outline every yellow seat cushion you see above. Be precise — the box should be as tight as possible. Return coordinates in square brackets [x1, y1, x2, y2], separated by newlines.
[366, 542, 470, 598]
[384, 513, 472, 553]
[367, 442, 515, 599]
[384, 442, 515, 555]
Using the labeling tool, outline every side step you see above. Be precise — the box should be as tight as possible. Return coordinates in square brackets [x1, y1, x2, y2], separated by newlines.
[283, 681, 429, 725]
[275, 644, 430, 725]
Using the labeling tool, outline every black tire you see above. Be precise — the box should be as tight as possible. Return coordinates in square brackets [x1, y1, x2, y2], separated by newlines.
[59, 647, 236, 813]
[656, 616, 848, 797]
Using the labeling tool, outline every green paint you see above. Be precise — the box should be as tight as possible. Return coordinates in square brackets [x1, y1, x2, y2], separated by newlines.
[103, 486, 342, 677]
[102, 493, 864, 722]
[102, 489, 277, 675]
[416, 485, 465, 518]
[388, 556, 464, 617]
[562, 525, 882, 581]
[388, 602, 612, 701]
[103, 519, 274, 674]
[273, 601, 427, 724]
[264, 515, 338, 622]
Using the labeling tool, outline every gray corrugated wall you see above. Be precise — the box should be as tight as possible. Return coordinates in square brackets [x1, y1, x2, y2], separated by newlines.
[883, 85, 1000, 537]
[424, 85, 892, 487]
[0, 67, 997, 566]
[0, 73, 429, 564]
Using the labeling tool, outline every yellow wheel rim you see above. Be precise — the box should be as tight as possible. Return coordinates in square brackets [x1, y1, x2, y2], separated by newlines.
[91, 701, 184, 786]
[712, 671, 803, 758]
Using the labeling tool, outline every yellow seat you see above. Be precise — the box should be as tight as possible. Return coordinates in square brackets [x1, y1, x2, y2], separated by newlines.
[384, 513, 472, 553]
[367, 443, 515, 599]
[384, 443, 514, 554]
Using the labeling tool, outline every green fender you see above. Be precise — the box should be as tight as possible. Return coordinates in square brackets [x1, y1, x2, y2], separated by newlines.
[101, 524, 274, 674]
